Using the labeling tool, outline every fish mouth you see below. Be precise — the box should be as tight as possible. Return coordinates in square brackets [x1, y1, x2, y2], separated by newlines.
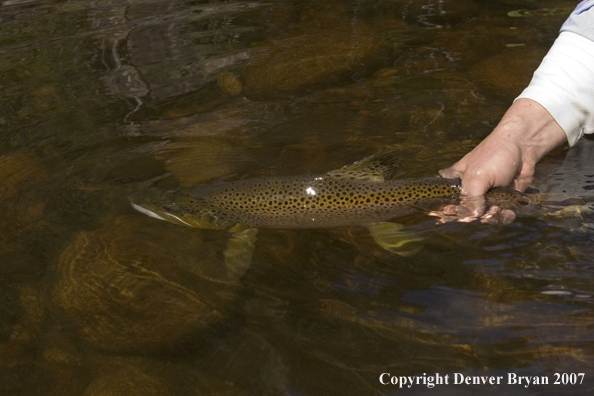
[131, 203, 167, 221]
[129, 190, 201, 228]
[129, 190, 172, 222]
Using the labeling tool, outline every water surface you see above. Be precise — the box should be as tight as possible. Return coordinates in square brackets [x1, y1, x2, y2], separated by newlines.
[1, 0, 593, 395]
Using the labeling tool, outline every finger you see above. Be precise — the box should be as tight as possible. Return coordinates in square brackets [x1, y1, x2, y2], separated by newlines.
[438, 166, 462, 179]
[459, 169, 494, 197]
[480, 206, 500, 224]
[457, 193, 487, 220]
[499, 209, 516, 224]
[428, 210, 457, 223]
[479, 206, 516, 225]
[512, 174, 533, 193]
[441, 205, 458, 215]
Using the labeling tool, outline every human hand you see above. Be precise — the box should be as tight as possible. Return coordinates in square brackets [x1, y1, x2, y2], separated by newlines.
[430, 202, 517, 225]
[439, 98, 567, 221]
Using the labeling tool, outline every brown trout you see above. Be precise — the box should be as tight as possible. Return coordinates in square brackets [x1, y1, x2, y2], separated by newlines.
[129, 152, 522, 277]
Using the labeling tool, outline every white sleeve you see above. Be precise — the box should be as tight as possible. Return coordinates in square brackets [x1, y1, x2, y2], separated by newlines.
[561, 0, 594, 42]
[516, 31, 594, 146]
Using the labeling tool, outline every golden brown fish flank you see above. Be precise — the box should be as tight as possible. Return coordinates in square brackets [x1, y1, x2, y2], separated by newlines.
[212, 176, 461, 228]
[131, 176, 461, 229]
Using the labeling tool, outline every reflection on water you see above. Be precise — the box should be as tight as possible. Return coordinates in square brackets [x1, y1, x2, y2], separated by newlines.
[1, 0, 593, 395]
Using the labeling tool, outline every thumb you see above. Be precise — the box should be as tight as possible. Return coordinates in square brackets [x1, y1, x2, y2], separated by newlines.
[438, 165, 462, 179]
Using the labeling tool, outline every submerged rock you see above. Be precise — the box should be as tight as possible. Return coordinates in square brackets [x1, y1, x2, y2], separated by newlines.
[468, 46, 547, 100]
[140, 107, 253, 185]
[0, 151, 48, 258]
[0, 150, 48, 202]
[47, 215, 240, 353]
[84, 355, 249, 396]
[83, 364, 174, 396]
[243, 22, 385, 99]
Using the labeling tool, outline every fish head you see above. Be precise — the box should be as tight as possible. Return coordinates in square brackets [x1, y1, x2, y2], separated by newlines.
[129, 189, 236, 230]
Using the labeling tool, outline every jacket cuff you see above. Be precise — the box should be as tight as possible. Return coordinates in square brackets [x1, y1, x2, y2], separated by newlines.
[516, 31, 594, 146]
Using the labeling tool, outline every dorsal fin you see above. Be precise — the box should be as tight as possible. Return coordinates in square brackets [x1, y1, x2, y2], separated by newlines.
[326, 151, 400, 182]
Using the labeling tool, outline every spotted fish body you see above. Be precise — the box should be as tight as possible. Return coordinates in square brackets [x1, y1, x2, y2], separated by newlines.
[131, 176, 461, 230]
[129, 152, 520, 278]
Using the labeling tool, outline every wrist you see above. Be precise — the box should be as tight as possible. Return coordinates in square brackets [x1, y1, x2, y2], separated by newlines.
[494, 98, 567, 168]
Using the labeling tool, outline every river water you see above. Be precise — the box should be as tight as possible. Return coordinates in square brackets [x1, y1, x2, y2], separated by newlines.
[1, 0, 593, 395]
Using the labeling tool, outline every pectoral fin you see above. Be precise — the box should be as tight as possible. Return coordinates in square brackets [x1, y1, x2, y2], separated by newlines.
[326, 151, 400, 182]
[224, 227, 258, 279]
[367, 222, 424, 257]
[542, 205, 593, 232]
